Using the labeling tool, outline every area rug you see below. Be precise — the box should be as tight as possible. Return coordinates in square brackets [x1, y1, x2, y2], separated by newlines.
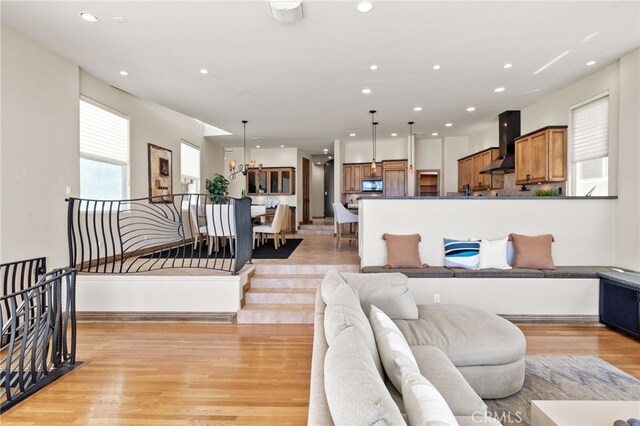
[484, 356, 640, 426]
[139, 238, 303, 260]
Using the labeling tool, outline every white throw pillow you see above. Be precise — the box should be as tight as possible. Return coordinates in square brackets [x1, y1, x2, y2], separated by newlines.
[369, 305, 419, 393]
[399, 365, 459, 426]
[478, 238, 512, 270]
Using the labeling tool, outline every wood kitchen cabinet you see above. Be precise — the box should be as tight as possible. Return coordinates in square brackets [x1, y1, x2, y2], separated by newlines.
[343, 164, 362, 193]
[457, 148, 503, 192]
[515, 126, 567, 185]
[362, 162, 382, 178]
[246, 167, 296, 195]
[383, 160, 407, 196]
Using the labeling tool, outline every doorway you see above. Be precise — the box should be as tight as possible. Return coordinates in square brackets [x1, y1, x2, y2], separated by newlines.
[302, 157, 310, 224]
[324, 160, 334, 217]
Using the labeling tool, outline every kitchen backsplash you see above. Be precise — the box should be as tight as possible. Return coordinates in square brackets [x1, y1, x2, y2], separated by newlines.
[472, 173, 566, 197]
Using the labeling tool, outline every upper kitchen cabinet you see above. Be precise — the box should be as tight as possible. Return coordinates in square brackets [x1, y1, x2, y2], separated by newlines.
[343, 163, 362, 193]
[362, 162, 382, 179]
[457, 148, 503, 191]
[246, 167, 296, 195]
[383, 160, 408, 197]
[515, 126, 567, 185]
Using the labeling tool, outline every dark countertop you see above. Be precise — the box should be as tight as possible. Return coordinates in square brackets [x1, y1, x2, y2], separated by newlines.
[599, 271, 640, 291]
[357, 196, 618, 200]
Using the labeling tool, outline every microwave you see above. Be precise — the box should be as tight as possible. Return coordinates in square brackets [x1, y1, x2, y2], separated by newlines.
[362, 179, 383, 192]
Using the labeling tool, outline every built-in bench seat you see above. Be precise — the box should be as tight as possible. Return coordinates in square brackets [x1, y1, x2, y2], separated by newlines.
[362, 265, 628, 279]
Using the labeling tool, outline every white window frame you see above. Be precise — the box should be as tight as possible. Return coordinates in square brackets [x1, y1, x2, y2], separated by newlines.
[79, 96, 130, 201]
[180, 140, 201, 194]
[568, 91, 609, 196]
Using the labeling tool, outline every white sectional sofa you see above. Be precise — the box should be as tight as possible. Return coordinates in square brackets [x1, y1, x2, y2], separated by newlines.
[309, 270, 527, 426]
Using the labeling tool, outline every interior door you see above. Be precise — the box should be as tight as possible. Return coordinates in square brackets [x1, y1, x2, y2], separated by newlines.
[302, 157, 310, 224]
[324, 160, 335, 217]
[383, 169, 406, 196]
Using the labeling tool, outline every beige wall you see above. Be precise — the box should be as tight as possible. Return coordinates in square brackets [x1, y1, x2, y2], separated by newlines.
[310, 163, 325, 218]
[1, 25, 80, 268]
[343, 137, 407, 163]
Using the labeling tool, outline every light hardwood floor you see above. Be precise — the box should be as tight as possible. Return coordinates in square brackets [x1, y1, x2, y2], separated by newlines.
[2, 323, 639, 425]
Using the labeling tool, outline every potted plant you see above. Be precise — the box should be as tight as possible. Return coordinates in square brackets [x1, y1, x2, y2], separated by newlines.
[205, 173, 230, 204]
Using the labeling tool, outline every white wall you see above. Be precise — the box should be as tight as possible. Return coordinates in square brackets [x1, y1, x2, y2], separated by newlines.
[1, 25, 80, 268]
[359, 198, 616, 268]
[311, 163, 325, 218]
[343, 138, 407, 163]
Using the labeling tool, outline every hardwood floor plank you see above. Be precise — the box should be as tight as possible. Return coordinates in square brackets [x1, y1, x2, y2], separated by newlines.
[2, 322, 638, 424]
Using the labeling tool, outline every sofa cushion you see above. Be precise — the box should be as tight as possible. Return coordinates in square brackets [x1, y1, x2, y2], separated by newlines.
[362, 266, 454, 278]
[448, 267, 544, 278]
[542, 266, 629, 279]
[343, 272, 419, 319]
[394, 304, 526, 367]
[400, 366, 459, 426]
[410, 345, 487, 416]
[444, 238, 480, 269]
[324, 283, 384, 378]
[308, 290, 333, 426]
[383, 233, 425, 268]
[324, 327, 406, 426]
[321, 269, 358, 306]
[510, 233, 556, 270]
[369, 306, 420, 393]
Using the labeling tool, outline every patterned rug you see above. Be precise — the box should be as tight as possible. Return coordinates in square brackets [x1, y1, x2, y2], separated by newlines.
[484, 356, 640, 426]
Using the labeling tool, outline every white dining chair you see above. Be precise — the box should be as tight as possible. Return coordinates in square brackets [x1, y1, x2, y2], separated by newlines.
[205, 203, 237, 256]
[253, 204, 287, 249]
[188, 198, 208, 250]
[332, 203, 358, 249]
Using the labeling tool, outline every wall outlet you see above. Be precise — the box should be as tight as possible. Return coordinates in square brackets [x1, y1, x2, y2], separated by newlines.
[434, 293, 441, 303]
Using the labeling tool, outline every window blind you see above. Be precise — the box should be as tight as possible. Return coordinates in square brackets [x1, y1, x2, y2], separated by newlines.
[571, 96, 609, 163]
[80, 99, 129, 164]
[181, 142, 200, 180]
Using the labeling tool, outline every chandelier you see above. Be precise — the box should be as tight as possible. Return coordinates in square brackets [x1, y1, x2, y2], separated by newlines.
[229, 120, 261, 180]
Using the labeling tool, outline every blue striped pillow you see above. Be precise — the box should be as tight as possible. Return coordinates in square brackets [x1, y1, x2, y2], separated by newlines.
[444, 238, 480, 269]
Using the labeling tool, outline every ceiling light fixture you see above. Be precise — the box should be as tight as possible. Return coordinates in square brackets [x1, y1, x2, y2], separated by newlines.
[323, 148, 329, 152]
[391, 133, 398, 137]
[349, 133, 356, 137]
[80, 12, 99, 22]
[229, 120, 261, 180]
[466, 107, 476, 112]
[370, 64, 378, 70]
[581, 32, 599, 42]
[432, 64, 441, 70]
[533, 49, 571, 74]
[432, 132, 439, 136]
[503, 63, 513, 69]
[494, 87, 505, 93]
[413, 107, 422, 111]
[256, 145, 261, 148]
[112, 16, 127, 23]
[280, 145, 285, 148]
[200, 68, 209, 75]
[328, 156, 333, 159]
[269, 2, 304, 23]
[357, 1, 373, 13]
[408, 121, 415, 174]
[370, 110, 378, 171]
[362, 88, 372, 94]
[586, 60, 597, 66]
[445, 123, 453, 127]
[119, 70, 129, 76]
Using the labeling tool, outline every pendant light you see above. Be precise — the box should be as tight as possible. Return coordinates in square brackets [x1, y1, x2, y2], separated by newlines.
[369, 110, 377, 171]
[229, 120, 260, 180]
[408, 121, 415, 174]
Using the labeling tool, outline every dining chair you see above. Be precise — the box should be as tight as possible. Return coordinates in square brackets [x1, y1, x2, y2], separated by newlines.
[332, 203, 358, 249]
[253, 204, 287, 249]
[205, 203, 237, 256]
[188, 197, 208, 250]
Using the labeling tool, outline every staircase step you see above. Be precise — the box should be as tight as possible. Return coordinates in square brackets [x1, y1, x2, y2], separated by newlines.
[296, 229, 335, 235]
[236, 304, 314, 324]
[254, 264, 359, 275]
[298, 224, 334, 230]
[250, 274, 323, 289]
[245, 288, 316, 304]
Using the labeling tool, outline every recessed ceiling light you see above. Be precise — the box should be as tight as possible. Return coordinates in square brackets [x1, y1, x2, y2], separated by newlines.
[119, 70, 129, 76]
[370, 64, 378, 70]
[200, 68, 209, 75]
[256, 145, 261, 148]
[349, 133, 356, 137]
[112, 16, 127, 23]
[503, 63, 512, 69]
[80, 12, 99, 23]
[280, 145, 285, 148]
[586, 60, 597, 66]
[445, 123, 453, 127]
[361, 88, 372, 94]
[533, 49, 571, 75]
[581, 32, 599, 42]
[356, 1, 373, 13]
[391, 133, 398, 136]
[494, 87, 505, 93]
[328, 156, 333, 159]
[323, 148, 329, 152]
[432, 64, 441, 70]
[466, 107, 476, 112]
[413, 107, 422, 111]
[432, 132, 439, 136]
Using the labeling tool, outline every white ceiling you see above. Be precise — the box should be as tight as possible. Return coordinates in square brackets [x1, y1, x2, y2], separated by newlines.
[2, 1, 639, 153]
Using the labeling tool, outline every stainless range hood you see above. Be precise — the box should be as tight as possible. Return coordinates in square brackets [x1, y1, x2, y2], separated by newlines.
[480, 110, 521, 174]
